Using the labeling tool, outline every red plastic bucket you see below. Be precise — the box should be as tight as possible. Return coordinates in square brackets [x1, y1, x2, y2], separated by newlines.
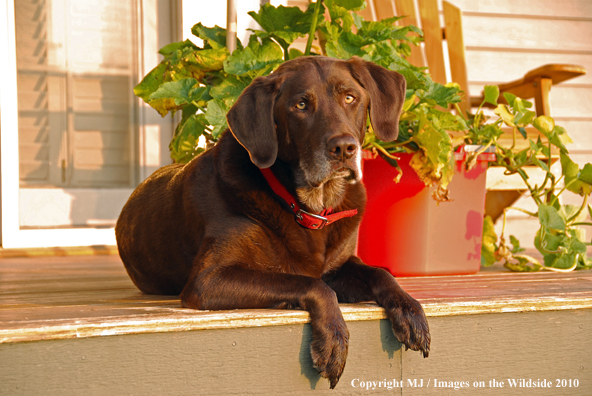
[357, 149, 495, 276]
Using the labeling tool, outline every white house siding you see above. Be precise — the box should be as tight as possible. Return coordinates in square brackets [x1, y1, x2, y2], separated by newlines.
[447, 0, 592, 246]
[453, 0, 592, 163]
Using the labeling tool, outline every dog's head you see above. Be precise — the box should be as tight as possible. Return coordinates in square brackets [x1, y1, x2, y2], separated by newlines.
[227, 56, 406, 209]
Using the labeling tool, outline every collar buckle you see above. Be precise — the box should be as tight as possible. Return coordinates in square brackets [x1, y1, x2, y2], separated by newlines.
[295, 209, 329, 229]
[262, 168, 357, 230]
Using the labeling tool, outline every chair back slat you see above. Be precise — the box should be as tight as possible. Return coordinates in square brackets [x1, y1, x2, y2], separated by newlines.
[416, 0, 447, 85]
[443, 1, 470, 114]
[362, 0, 474, 111]
[394, 0, 425, 68]
[356, 2, 375, 21]
[374, 0, 396, 19]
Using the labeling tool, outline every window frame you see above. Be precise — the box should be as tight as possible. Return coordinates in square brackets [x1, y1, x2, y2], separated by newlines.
[0, 0, 176, 248]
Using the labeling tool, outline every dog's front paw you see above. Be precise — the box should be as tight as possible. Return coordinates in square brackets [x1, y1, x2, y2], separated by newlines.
[384, 293, 430, 358]
[310, 316, 349, 389]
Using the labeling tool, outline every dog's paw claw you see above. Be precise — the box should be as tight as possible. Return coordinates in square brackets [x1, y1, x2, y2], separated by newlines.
[310, 321, 349, 389]
[385, 295, 431, 358]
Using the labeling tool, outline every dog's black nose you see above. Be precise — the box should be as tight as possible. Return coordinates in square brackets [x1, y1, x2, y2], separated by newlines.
[328, 135, 357, 161]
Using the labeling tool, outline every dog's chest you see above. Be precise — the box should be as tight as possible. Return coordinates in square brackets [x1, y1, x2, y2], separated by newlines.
[259, 222, 351, 278]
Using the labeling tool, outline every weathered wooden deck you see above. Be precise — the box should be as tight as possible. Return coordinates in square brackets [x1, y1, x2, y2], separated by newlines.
[1, 253, 591, 395]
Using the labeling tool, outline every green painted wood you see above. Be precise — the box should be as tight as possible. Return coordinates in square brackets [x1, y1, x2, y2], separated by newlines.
[1, 309, 590, 395]
[402, 309, 591, 395]
[0, 320, 403, 395]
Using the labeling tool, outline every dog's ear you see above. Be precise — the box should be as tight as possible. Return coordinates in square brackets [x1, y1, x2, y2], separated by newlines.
[226, 75, 278, 168]
[347, 57, 406, 142]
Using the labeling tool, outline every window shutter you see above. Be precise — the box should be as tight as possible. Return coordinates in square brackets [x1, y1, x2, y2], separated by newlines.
[15, 0, 136, 188]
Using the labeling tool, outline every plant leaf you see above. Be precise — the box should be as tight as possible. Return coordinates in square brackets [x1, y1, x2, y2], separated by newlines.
[509, 235, 526, 253]
[503, 256, 541, 272]
[532, 156, 549, 172]
[554, 125, 573, 145]
[205, 99, 230, 138]
[184, 48, 229, 78]
[402, 94, 416, 112]
[547, 127, 569, 154]
[483, 85, 499, 106]
[533, 115, 555, 136]
[551, 252, 578, 270]
[568, 229, 588, 254]
[159, 39, 199, 56]
[149, 78, 204, 106]
[325, 0, 356, 30]
[481, 215, 498, 267]
[209, 75, 249, 107]
[561, 152, 592, 196]
[191, 23, 238, 50]
[224, 36, 283, 77]
[538, 204, 566, 231]
[134, 62, 169, 103]
[560, 151, 579, 180]
[248, 3, 322, 48]
[409, 113, 453, 186]
[427, 110, 469, 132]
[494, 104, 515, 127]
[333, 0, 366, 10]
[170, 113, 207, 163]
[502, 92, 517, 107]
[324, 28, 366, 59]
[513, 97, 529, 113]
[514, 110, 536, 127]
[288, 48, 305, 59]
[558, 205, 587, 224]
[416, 82, 462, 107]
[579, 163, 592, 186]
[535, 227, 564, 253]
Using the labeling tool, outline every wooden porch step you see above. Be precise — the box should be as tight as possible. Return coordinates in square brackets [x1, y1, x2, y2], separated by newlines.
[0, 245, 118, 258]
[1, 255, 591, 394]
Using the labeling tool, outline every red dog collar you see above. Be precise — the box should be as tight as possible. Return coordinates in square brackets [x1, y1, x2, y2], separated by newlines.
[260, 168, 358, 230]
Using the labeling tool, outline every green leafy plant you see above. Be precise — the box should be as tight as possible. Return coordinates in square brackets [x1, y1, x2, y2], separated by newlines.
[467, 86, 592, 272]
[133, 0, 463, 196]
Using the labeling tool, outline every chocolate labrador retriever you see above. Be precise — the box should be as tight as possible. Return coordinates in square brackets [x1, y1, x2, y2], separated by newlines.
[116, 56, 430, 389]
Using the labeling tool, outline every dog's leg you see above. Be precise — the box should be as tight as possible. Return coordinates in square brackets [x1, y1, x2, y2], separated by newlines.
[323, 257, 430, 357]
[181, 265, 348, 389]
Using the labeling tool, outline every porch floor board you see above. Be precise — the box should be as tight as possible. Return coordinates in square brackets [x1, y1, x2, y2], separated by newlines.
[2, 254, 592, 344]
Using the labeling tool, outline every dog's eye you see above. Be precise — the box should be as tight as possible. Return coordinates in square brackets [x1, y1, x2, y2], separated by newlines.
[296, 101, 307, 110]
[345, 94, 355, 104]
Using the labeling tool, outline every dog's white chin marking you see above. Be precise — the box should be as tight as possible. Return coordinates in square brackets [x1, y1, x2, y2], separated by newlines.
[295, 148, 362, 213]
[353, 149, 362, 183]
[296, 178, 348, 213]
[296, 150, 362, 213]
